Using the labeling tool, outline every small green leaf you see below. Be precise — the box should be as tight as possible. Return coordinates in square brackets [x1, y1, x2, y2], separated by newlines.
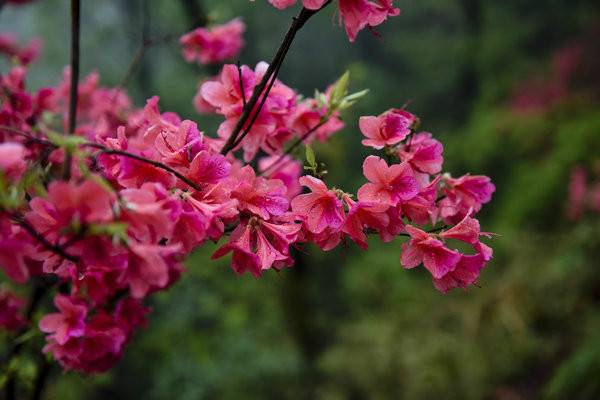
[330, 71, 350, 108]
[46, 131, 87, 150]
[305, 145, 316, 168]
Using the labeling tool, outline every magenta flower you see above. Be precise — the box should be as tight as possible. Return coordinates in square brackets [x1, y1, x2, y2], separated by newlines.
[120, 242, 183, 299]
[43, 312, 128, 374]
[268, 0, 328, 10]
[188, 150, 231, 186]
[230, 165, 290, 220]
[0, 142, 27, 182]
[400, 175, 440, 226]
[212, 216, 301, 277]
[26, 179, 115, 242]
[359, 109, 412, 149]
[259, 155, 303, 199]
[342, 195, 390, 249]
[398, 132, 444, 175]
[432, 253, 487, 293]
[291, 176, 345, 234]
[0, 34, 42, 66]
[400, 225, 461, 279]
[440, 174, 496, 224]
[358, 156, 419, 207]
[180, 18, 246, 65]
[39, 295, 87, 345]
[0, 289, 26, 331]
[338, 0, 400, 42]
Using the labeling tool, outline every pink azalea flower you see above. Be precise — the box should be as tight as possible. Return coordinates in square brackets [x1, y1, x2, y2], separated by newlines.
[338, 0, 401, 42]
[120, 183, 180, 244]
[566, 166, 587, 220]
[212, 216, 300, 277]
[120, 242, 183, 299]
[342, 195, 390, 249]
[0, 34, 41, 65]
[0, 220, 38, 283]
[0, 289, 26, 331]
[43, 312, 128, 374]
[173, 183, 238, 251]
[440, 174, 495, 224]
[39, 295, 87, 345]
[268, 0, 328, 10]
[432, 253, 487, 293]
[259, 155, 303, 199]
[26, 179, 115, 242]
[290, 98, 344, 144]
[358, 156, 419, 207]
[400, 175, 440, 225]
[188, 150, 231, 186]
[359, 109, 412, 149]
[180, 18, 246, 65]
[400, 225, 461, 279]
[398, 132, 444, 174]
[291, 176, 345, 234]
[230, 165, 289, 220]
[440, 213, 494, 262]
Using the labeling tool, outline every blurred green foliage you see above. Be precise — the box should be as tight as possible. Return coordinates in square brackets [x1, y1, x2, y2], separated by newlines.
[2, 0, 600, 399]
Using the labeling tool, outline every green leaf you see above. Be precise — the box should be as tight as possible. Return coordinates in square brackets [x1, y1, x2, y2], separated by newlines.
[330, 71, 350, 107]
[305, 145, 316, 168]
[46, 131, 87, 150]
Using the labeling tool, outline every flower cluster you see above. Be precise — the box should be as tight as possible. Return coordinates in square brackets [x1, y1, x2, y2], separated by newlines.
[266, 0, 400, 41]
[195, 62, 344, 161]
[180, 18, 246, 65]
[1, 1, 495, 377]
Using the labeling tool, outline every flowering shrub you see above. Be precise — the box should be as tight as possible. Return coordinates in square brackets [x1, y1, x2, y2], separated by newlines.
[0, 0, 494, 388]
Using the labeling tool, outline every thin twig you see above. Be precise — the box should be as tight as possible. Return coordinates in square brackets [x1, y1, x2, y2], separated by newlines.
[220, 1, 331, 156]
[11, 214, 80, 263]
[259, 119, 327, 176]
[0, 125, 54, 146]
[85, 144, 202, 192]
[62, 0, 81, 180]
[237, 61, 247, 108]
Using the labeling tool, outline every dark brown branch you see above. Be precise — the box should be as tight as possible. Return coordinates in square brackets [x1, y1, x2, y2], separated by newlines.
[0, 125, 54, 147]
[220, 2, 331, 156]
[237, 61, 247, 108]
[11, 214, 79, 263]
[63, 0, 81, 180]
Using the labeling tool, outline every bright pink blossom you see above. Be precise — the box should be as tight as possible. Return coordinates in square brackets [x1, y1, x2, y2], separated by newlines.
[338, 0, 401, 42]
[358, 156, 419, 207]
[567, 166, 587, 220]
[398, 132, 444, 175]
[230, 165, 290, 220]
[268, 0, 328, 10]
[0, 289, 26, 331]
[400, 225, 461, 279]
[39, 295, 87, 345]
[432, 253, 487, 293]
[213, 216, 300, 277]
[0, 34, 41, 65]
[291, 176, 345, 234]
[180, 18, 246, 65]
[259, 155, 303, 199]
[26, 179, 115, 242]
[359, 109, 412, 149]
[0, 142, 27, 182]
[439, 174, 495, 224]
[342, 195, 389, 249]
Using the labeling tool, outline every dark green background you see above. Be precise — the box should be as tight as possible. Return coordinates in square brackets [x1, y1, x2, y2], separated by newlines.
[1, 0, 600, 398]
